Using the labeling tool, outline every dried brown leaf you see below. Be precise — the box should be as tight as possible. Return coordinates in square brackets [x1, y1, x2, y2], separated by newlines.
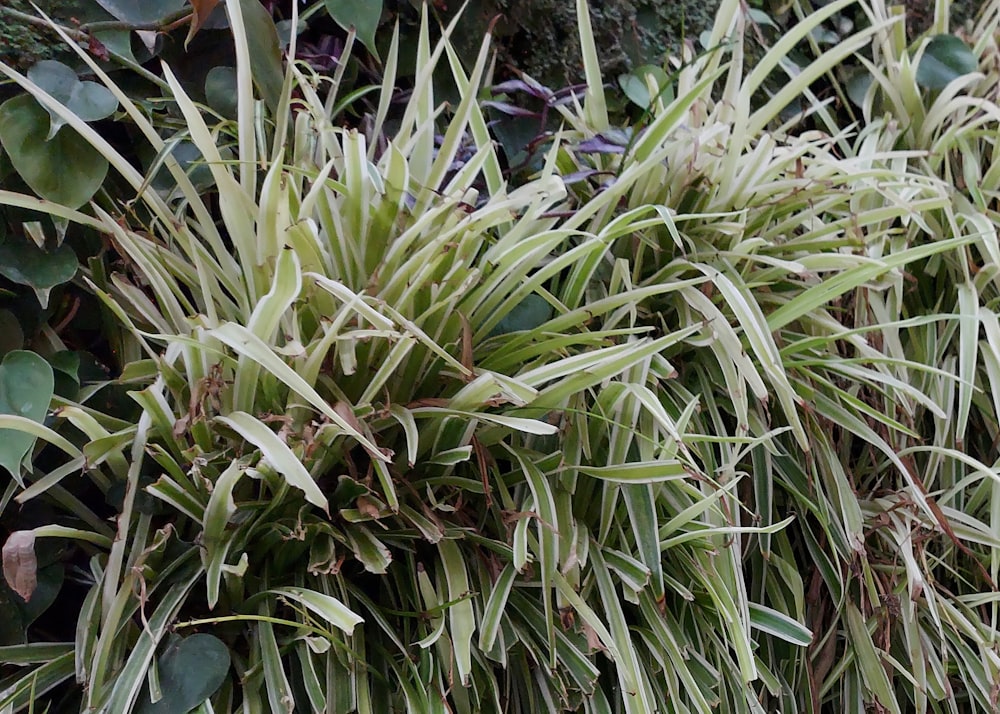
[186, 0, 222, 46]
[2, 530, 37, 602]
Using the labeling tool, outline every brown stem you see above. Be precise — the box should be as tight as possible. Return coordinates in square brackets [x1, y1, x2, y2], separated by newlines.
[0, 7, 87, 41]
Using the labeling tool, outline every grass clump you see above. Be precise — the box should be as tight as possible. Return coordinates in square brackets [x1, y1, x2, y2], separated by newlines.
[0, 0, 999, 712]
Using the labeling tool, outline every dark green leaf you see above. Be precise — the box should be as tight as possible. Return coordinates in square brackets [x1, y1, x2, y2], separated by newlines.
[916, 34, 978, 90]
[93, 0, 186, 24]
[324, 0, 383, 57]
[0, 351, 54, 483]
[93, 29, 141, 64]
[0, 310, 24, 357]
[0, 236, 78, 308]
[0, 144, 11, 180]
[332, 474, 369, 508]
[48, 351, 80, 385]
[845, 70, 873, 108]
[0, 95, 109, 209]
[205, 66, 238, 119]
[11, 563, 63, 629]
[152, 141, 220, 195]
[49, 351, 81, 399]
[239, 0, 284, 112]
[0, 587, 28, 645]
[136, 634, 231, 714]
[489, 294, 553, 337]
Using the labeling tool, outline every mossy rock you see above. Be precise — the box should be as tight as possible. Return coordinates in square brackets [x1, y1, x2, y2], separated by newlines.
[903, 0, 980, 36]
[0, 0, 83, 73]
[437, 0, 721, 87]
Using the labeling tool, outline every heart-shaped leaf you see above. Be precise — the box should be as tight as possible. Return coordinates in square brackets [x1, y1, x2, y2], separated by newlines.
[0, 94, 109, 209]
[0, 235, 78, 308]
[0, 351, 54, 485]
[324, 0, 383, 57]
[136, 634, 231, 714]
[916, 34, 978, 90]
[27, 60, 118, 139]
[618, 65, 673, 110]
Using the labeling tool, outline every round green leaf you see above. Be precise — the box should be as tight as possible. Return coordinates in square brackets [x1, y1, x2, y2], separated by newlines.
[618, 65, 672, 110]
[28, 61, 118, 138]
[0, 236, 78, 309]
[136, 634, 231, 714]
[26, 61, 78, 104]
[65, 81, 118, 123]
[916, 34, 978, 90]
[0, 94, 109, 209]
[0, 351, 55, 484]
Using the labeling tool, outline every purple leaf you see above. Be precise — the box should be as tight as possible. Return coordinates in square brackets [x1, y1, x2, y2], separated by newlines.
[559, 169, 602, 185]
[490, 78, 552, 100]
[549, 84, 588, 106]
[482, 101, 541, 118]
[577, 136, 627, 154]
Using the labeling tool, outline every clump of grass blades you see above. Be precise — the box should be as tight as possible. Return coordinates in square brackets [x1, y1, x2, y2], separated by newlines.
[550, 0, 1000, 710]
[1, 0, 999, 712]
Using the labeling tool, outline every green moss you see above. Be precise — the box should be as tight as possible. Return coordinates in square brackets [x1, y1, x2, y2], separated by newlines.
[444, 0, 722, 88]
[902, 0, 980, 36]
[0, 0, 80, 72]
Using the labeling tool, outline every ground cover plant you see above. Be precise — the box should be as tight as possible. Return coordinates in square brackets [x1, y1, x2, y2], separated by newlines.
[1, 0, 1000, 712]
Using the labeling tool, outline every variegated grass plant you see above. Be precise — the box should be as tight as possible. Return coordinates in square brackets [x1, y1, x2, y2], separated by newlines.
[1, 0, 999, 712]
[542, 0, 1000, 711]
[798, 1, 1000, 711]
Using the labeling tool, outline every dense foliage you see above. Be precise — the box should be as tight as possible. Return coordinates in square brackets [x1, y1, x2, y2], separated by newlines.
[1, 0, 1000, 712]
